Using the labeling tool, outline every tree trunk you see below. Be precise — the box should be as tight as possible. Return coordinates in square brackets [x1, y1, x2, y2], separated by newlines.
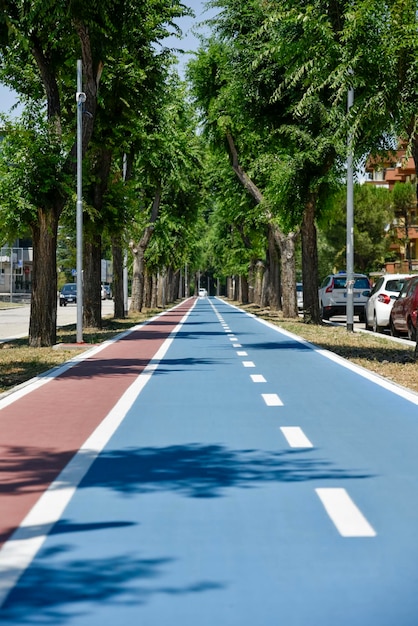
[129, 241, 146, 312]
[83, 238, 102, 328]
[151, 273, 158, 308]
[239, 275, 249, 304]
[144, 269, 153, 309]
[112, 236, 125, 319]
[129, 185, 162, 313]
[226, 132, 298, 318]
[270, 224, 298, 318]
[253, 261, 265, 306]
[29, 208, 59, 347]
[302, 196, 321, 323]
[266, 226, 282, 311]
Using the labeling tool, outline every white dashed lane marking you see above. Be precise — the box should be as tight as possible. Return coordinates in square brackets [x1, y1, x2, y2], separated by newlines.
[316, 488, 376, 537]
[211, 301, 376, 539]
[250, 374, 266, 383]
[280, 426, 313, 448]
[262, 393, 283, 406]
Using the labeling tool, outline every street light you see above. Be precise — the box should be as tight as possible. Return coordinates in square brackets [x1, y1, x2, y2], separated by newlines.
[76, 60, 85, 343]
[346, 83, 354, 332]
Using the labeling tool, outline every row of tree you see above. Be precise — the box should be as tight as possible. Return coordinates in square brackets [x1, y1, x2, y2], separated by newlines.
[186, 0, 418, 321]
[0, 0, 205, 346]
[0, 0, 417, 345]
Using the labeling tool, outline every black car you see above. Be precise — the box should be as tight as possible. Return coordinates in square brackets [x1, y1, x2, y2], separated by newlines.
[59, 283, 77, 306]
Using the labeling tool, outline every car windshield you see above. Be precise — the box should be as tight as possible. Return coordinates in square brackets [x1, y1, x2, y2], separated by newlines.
[62, 284, 76, 293]
[353, 278, 370, 289]
[333, 277, 347, 289]
[385, 279, 408, 293]
[331, 276, 369, 290]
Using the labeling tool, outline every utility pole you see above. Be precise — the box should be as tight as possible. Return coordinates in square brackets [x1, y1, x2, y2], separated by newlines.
[346, 83, 355, 332]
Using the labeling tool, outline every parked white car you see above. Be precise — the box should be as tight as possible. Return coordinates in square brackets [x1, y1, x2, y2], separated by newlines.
[366, 273, 414, 333]
[319, 273, 371, 321]
[296, 283, 303, 310]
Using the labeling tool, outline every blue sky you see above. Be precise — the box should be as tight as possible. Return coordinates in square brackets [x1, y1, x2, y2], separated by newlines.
[0, 0, 214, 115]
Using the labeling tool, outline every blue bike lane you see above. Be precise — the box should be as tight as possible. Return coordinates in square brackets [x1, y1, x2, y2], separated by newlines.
[1, 296, 418, 625]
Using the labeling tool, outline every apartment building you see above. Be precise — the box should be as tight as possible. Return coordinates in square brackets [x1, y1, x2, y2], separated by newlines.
[365, 148, 418, 271]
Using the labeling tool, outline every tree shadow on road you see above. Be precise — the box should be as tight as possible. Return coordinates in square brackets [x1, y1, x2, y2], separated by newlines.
[80, 444, 372, 498]
[1, 545, 224, 624]
[1, 442, 372, 506]
[0, 442, 374, 623]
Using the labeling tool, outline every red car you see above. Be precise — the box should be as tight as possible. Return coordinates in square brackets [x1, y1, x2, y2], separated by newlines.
[389, 275, 418, 341]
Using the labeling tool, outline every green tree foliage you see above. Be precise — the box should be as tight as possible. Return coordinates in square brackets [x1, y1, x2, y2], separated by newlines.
[319, 184, 394, 273]
[0, 0, 191, 344]
[128, 78, 204, 312]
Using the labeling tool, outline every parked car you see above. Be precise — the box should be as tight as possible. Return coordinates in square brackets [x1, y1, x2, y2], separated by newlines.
[101, 284, 112, 300]
[198, 288, 207, 297]
[389, 275, 418, 341]
[296, 283, 303, 310]
[365, 274, 413, 333]
[59, 283, 77, 306]
[318, 273, 371, 321]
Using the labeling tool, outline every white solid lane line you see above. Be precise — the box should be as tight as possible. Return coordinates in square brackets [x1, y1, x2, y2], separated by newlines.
[251, 374, 266, 383]
[0, 301, 199, 607]
[316, 488, 376, 537]
[262, 393, 284, 406]
[280, 426, 313, 448]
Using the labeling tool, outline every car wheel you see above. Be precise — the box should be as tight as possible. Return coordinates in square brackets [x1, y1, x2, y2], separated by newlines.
[372, 313, 383, 334]
[320, 304, 330, 321]
[407, 319, 417, 342]
[390, 317, 399, 337]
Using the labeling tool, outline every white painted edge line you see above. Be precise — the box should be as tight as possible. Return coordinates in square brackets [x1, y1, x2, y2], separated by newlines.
[0, 299, 198, 607]
[262, 393, 283, 406]
[280, 426, 313, 448]
[242, 361, 255, 368]
[315, 488, 376, 537]
[251, 374, 266, 383]
[236, 351, 248, 356]
[0, 298, 196, 411]
[217, 298, 418, 406]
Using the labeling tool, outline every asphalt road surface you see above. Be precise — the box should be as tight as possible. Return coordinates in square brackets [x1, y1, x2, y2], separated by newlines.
[0, 296, 418, 625]
[0, 299, 115, 341]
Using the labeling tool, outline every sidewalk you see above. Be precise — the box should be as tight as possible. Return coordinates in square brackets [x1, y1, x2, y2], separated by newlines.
[0, 298, 196, 550]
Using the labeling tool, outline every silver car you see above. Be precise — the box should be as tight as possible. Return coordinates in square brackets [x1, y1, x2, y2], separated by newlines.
[319, 273, 371, 321]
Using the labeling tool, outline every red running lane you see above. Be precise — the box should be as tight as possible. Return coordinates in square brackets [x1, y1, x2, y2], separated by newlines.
[0, 299, 195, 547]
